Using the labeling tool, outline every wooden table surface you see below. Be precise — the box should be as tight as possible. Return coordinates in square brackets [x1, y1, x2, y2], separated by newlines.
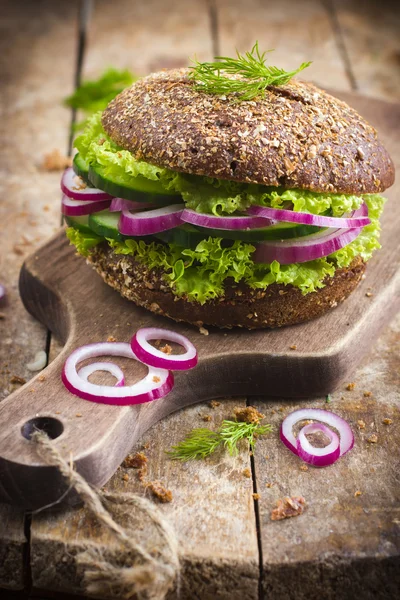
[1, 0, 399, 598]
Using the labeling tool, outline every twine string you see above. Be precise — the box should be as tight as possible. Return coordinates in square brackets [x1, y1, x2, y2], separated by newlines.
[32, 431, 179, 600]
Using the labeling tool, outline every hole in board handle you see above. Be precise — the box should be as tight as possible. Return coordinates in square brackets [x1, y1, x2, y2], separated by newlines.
[21, 417, 64, 441]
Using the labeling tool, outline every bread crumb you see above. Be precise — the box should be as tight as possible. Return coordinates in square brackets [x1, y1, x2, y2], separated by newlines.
[161, 343, 172, 354]
[147, 481, 173, 503]
[271, 496, 306, 521]
[209, 400, 221, 408]
[43, 205, 50, 212]
[123, 452, 148, 469]
[107, 335, 117, 342]
[234, 406, 264, 424]
[382, 418, 393, 425]
[242, 468, 251, 478]
[367, 434, 378, 444]
[354, 490, 362, 497]
[199, 326, 209, 336]
[55, 411, 61, 415]
[300, 465, 309, 471]
[42, 148, 72, 171]
[357, 420, 366, 429]
[365, 292, 373, 297]
[289, 345, 297, 350]
[252, 493, 261, 500]
[363, 391, 372, 397]
[10, 375, 26, 385]
[202, 414, 212, 422]
[13, 245, 24, 255]
[152, 376, 161, 383]
[75, 413, 83, 418]
[122, 474, 129, 482]
[346, 382, 356, 391]
[142, 442, 150, 450]
[38, 374, 46, 382]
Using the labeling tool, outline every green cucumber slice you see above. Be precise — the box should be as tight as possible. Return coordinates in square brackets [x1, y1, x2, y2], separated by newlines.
[72, 153, 90, 183]
[64, 214, 92, 234]
[88, 164, 179, 203]
[155, 222, 323, 248]
[155, 225, 205, 248]
[88, 211, 125, 241]
[200, 221, 322, 242]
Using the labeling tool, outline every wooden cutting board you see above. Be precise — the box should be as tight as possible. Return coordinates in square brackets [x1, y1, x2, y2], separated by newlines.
[0, 93, 399, 510]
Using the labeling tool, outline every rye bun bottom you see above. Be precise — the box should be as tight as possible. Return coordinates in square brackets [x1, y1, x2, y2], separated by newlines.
[86, 244, 365, 329]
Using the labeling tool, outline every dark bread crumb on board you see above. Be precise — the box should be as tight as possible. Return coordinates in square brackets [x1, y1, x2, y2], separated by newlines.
[123, 452, 148, 469]
[10, 375, 26, 385]
[271, 496, 306, 521]
[346, 382, 356, 391]
[367, 434, 378, 444]
[201, 414, 212, 422]
[147, 481, 173, 503]
[103, 69, 394, 194]
[242, 468, 252, 478]
[382, 418, 393, 425]
[209, 400, 221, 409]
[234, 406, 264, 424]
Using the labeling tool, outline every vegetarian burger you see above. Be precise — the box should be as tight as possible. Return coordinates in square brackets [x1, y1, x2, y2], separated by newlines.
[62, 52, 394, 329]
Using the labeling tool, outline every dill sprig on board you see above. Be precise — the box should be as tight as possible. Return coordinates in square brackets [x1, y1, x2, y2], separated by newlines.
[167, 418, 273, 461]
[189, 42, 311, 101]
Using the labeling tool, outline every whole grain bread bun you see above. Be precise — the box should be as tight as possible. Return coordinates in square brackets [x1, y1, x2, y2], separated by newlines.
[102, 68, 394, 195]
[87, 244, 365, 329]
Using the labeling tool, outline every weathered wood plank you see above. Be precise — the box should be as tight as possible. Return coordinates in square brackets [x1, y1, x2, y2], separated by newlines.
[253, 312, 400, 599]
[31, 2, 258, 599]
[217, 0, 351, 90]
[0, 0, 79, 401]
[31, 400, 259, 599]
[332, 0, 400, 101]
[0, 505, 26, 590]
[83, 0, 213, 77]
[0, 0, 79, 593]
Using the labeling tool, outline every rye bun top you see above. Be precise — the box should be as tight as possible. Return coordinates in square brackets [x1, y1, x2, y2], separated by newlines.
[102, 68, 394, 194]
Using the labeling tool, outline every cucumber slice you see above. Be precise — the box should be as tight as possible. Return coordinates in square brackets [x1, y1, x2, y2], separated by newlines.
[88, 211, 125, 241]
[200, 221, 322, 242]
[155, 225, 205, 248]
[72, 153, 90, 183]
[64, 214, 92, 234]
[155, 222, 322, 248]
[88, 164, 179, 203]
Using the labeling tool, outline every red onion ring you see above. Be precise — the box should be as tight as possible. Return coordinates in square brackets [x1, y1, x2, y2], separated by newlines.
[248, 204, 370, 229]
[61, 194, 111, 216]
[77, 361, 125, 387]
[131, 327, 198, 370]
[280, 408, 354, 467]
[253, 225, 363, 264]
[62, 342, 173, 405]
[181, 208, 272, 230]
[109, 198, 158, 213]
[118, 204, 184, 236]
[296, 422, 340, 467]
[254, 203, 368, 264]
[61, 167, 113, 201]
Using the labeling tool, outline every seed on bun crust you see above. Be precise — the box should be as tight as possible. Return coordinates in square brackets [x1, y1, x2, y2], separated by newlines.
[102, 68, 394, 194]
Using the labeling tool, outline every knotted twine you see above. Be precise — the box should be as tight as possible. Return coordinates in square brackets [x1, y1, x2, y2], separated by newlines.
[32, 431, 179, 600]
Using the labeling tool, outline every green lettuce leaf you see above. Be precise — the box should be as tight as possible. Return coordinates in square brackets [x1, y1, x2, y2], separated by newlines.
[65, 68, 137, 114]
[66, 227, 102, 257]
[67, 193, 384, 303]
[75, 113, 368, 217]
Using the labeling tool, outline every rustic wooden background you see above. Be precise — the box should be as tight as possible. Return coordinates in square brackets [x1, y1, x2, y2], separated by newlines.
[0, 0, 399, 598]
